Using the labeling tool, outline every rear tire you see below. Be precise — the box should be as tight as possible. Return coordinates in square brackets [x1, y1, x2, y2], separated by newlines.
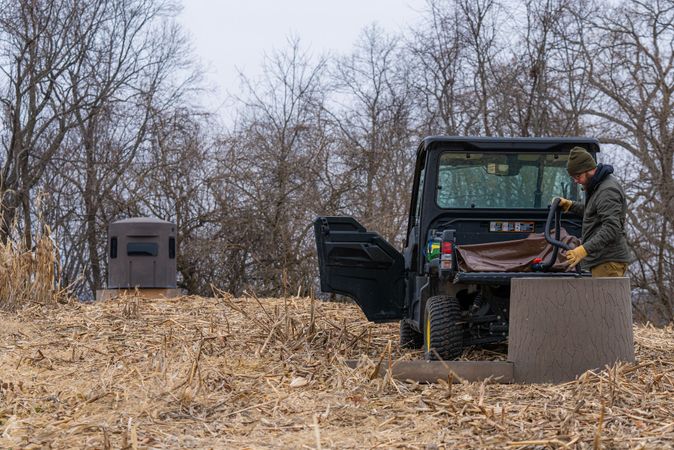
[424, 295, 464, 361]
[399, 320, 423, 349]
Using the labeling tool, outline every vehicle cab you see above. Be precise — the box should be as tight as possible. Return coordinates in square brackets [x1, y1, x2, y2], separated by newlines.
[314, 136, 598, 359]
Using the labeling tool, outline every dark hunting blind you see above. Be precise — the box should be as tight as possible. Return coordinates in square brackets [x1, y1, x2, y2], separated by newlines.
[107, 217, 177, 289]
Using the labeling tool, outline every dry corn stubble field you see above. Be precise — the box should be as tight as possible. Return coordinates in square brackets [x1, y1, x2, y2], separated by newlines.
[1, 294, 673, 449]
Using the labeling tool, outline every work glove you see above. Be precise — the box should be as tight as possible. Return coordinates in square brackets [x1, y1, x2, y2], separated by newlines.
[566, 245, 587, 269]
[554, 197, 573, 212]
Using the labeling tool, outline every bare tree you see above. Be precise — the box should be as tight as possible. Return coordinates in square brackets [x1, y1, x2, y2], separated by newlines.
[0, 0, 198, 297]
[457, 0, 503, 135]
[66, 0, 194, 295]
[131, 107, 216, 295]
[222, 38, 330, 295]
[0, 0, 94, 246]
[330, 25, 415, 242]
[488, 0, 592, 136]
[408, 0, 511, 137]
[407, 0, 466, 135]
[573, 0, 674, 319]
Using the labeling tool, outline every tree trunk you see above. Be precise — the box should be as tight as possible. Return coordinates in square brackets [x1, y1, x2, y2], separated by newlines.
[0, 194, 18, 244]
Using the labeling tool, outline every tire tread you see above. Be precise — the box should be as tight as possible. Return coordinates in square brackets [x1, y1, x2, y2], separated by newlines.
[425, 295, 463, 360]
[400, 320, 423, 349]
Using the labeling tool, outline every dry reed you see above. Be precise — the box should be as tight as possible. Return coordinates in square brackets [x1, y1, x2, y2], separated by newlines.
[0, 221, 64, 311]
[0, 293, 672, 449]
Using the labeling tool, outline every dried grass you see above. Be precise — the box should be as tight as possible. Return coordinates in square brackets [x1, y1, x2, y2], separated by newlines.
[0, 221, 65, 311]
[0, 293, 672, 449]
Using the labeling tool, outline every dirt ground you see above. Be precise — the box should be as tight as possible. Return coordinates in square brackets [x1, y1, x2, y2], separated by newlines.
[1, 295, 673, 449]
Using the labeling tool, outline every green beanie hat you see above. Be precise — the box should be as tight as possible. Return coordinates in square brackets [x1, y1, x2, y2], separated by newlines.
[567, 146, 597, 176]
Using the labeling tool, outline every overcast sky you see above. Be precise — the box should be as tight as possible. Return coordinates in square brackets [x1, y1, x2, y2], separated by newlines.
[176, 0, 427, 113]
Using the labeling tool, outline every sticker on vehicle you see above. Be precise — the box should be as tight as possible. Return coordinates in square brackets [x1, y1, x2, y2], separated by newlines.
[489, 221, 535, 232]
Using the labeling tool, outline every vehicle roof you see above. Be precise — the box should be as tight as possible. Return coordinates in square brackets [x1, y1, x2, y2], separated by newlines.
[420, 136, 600, 154]
[111, 217, 173, 225]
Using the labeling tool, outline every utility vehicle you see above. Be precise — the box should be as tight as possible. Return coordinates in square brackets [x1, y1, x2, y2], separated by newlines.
[314, 136, 595, 360]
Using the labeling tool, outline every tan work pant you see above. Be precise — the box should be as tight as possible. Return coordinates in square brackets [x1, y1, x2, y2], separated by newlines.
[591, 261, 628, 277]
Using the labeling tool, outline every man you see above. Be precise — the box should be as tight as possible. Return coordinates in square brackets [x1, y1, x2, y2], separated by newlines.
[556, 146, 630, 277]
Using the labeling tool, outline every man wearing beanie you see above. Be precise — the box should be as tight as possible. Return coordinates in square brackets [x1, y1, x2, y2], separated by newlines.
[556, 146, 630, 277]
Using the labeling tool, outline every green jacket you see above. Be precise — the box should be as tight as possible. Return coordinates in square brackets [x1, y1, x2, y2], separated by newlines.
[568, 173, 630, 269]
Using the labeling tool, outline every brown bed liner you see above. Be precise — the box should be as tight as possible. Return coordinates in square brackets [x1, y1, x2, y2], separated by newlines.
[456, 229, 580, 273]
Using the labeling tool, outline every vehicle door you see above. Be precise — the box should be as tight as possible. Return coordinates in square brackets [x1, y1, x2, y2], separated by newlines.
[313, 216, 405, 322]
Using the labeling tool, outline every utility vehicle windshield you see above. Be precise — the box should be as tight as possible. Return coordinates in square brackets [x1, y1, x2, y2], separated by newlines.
[436, 152, 582, 209]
